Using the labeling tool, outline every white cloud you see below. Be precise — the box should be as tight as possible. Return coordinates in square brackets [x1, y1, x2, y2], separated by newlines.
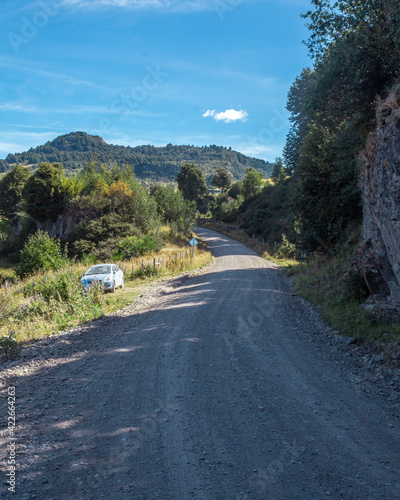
[236, 142, 283, 161]
[203, 108, 248, 123]
[202, 109, 216, 118]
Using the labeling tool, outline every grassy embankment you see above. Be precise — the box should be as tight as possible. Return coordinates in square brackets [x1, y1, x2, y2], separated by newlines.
[199, 220, 400, 347]
[0, 229, 211, 353]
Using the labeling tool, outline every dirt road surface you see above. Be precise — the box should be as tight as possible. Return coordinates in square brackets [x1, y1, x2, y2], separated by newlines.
[1, 227, 400, 499]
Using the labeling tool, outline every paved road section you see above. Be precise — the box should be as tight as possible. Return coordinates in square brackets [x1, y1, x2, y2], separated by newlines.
[1, 227, 400, 499]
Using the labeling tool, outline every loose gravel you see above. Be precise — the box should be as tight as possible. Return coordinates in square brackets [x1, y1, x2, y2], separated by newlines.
[0, 227, 399, 500]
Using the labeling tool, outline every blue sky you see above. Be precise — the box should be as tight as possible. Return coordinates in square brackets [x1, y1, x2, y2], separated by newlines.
[0, 0, 312, 162]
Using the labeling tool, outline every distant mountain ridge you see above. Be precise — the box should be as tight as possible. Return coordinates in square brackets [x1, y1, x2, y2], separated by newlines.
[0, 132, 273, 183]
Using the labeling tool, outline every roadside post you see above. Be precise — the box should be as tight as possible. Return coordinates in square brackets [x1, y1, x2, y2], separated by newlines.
[189, 237, 198, 259]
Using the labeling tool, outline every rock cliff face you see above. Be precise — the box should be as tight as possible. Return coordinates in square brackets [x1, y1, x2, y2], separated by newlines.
[359, 84, 400, 315]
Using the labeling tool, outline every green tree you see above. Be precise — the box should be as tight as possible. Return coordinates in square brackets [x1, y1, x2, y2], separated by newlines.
[283, 68, 316, 175]
[279, 0, 400, 252]
[0, 165, 30, 219]
[122, 178, 159, 232]
[16, 230, 66, 278]
[271, 157, 287, 184]
[176, 163, 207, 202]
[69, 213, 142, 259]
[58, 175, 84, 204]
[211, 167, 232, 192]
[228, 181, 243, 199]
[22, 163, 66, 222]
[152, 185, 196, 234]
[242, 168, 263, 199]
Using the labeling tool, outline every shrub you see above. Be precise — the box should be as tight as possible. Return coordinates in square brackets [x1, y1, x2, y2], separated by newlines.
[16, 231, 68, 279]
[343, 272, 370, 303]
[0, 331, 21, 357]
[68, 213, 142, 258]
[0, 166, 30, 219]
[116, 235, 159, 260]
[134, 265, 159, 279]
[0, 269, 17, 286]
[276, 234, 297, 259]
[22, 163, 66, 222]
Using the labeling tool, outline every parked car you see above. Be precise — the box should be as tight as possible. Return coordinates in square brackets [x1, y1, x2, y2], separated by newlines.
[81, 264, 124, 293]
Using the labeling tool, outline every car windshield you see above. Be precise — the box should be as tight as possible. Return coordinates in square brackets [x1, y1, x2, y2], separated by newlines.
[85, 265, 112, 276]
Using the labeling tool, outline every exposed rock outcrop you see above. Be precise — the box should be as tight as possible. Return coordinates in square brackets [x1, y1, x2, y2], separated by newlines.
[36, 214, 80, 239]
[359, 84, 400, 316]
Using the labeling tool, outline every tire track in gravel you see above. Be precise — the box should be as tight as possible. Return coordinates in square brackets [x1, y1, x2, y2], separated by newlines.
[1, 227, 400, 499]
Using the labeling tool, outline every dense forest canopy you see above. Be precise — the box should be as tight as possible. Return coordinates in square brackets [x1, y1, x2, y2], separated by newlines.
[0, 131, 273, 183]
[291, 0, 400, 251]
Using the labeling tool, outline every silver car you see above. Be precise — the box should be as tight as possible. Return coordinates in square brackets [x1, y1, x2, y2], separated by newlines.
[81, 264, 124, 293]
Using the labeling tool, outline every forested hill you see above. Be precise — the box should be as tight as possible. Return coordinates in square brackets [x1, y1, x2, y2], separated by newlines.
[0, 132, 272, 182]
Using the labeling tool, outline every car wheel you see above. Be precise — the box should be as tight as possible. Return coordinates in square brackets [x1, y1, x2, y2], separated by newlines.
[110, 281, 116, 293]
[120, 279, 124, 289]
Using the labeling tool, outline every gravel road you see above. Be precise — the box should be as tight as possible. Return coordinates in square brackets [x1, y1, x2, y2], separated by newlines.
[1, 227, 400, 500]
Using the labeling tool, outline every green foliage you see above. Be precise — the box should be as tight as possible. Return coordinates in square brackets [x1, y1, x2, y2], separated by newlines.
[283, 68, 316, 175]
[78, 161, 136, 197]
[152, 185, 197, 234]
[134, 265, 160, 279]
[15, 266, 105, 329]
[242, 167, 264, 199]
[0, 331, 21, 357]
[176, 163, 207, 203]
[279, 0, 400, 253]
[22, 163, 66, 222]
[16, 231, 68, 279]
[0, 214, 36, 263]
[297, 118, 364, 251]
[302, 0, 400, 66]
[343, 272, 370, 303]
[122, 179, 159, 232]
[69, 213, 142, 260]
[58, 174, 84, 203]
[115, 235, 159, 260]
[276, 234, 297, 259]
[211, 167, 232, 192]
[0, 269, 17, 286]
[0, 165, 30, 219]
[228, 181, 243, 199]
[240, 177, 298, 246]
[0, 219, 12, 242]
[271, 157, 287, 184]
[22, 265, 101, 304]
